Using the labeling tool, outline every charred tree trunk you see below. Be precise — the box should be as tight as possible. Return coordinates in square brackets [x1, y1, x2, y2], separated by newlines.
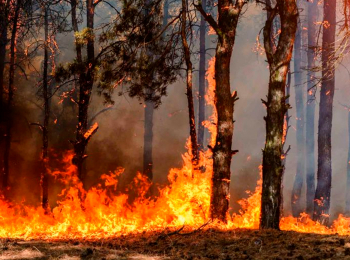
[291, 11, 305, 217]
[142, 1, 157, 181]
[197, 0, 206, 151]
[260, 0, 298, 230]
[41, 5, 50, 213]
[181, 0, 199, 171]
[196, 0, 246, 222]
[305, 0, 318, 216]
[2, 0, 21, 191]
[346, 109, 350, 215]
[143, 100, 154, 180]
[0, 2, 9, 181]
[313, 0, 336, 224]
[72, 0, 98, 182]
[0, 1, 8, 109]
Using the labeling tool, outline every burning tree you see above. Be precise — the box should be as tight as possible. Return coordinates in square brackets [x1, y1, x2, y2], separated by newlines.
[197, 0, 207, 153]
[260, 0, 298, 229]
[181, 0, 199, 170]
[31, 0, 68, 212]
[313, 0, 336, 224]
[55, 0, 105, 183]
[195, 0, 247, 222]
[291, 0, 306, 217]
[305, 0, 320, 217]
[0, 0, 34, 194]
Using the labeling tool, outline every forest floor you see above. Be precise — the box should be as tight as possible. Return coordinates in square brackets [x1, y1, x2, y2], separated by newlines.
[1, 228, 350, 260]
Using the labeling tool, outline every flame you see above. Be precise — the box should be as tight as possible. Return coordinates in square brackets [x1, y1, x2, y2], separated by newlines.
[1, 57, 350, 240]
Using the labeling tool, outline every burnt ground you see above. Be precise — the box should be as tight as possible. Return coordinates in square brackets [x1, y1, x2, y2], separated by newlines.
[1, 229, 350, 259]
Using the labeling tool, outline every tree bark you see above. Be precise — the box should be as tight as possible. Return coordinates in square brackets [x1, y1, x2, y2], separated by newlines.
[346, 110, 350, 215]
[181, 0, 199, 172]
[72, 0, 97, 182]
[2, 0, 21, 191]
[143, 100, 154, 180]
[196, 0, 246, 222]
[260, 0, 298, 230]
[291, 7, 305, 217]
[197, 0, 206, 151]
[41, 5, 50, 213]
[313, 0, 336, 224]
[0, 1, 8, 109]
[305, 0, 318, 217]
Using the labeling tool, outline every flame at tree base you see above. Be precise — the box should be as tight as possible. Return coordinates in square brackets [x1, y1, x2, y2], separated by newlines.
[0, 147, 350, 240]
[1, 55, 350, 240]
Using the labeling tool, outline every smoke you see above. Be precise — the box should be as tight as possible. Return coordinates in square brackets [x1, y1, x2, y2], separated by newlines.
[4, 2, 350, 220]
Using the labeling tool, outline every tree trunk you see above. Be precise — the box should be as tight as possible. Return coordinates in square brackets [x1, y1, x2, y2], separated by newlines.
[72, 0, 96, 182]
[2, 0, 21, 192]
[181, 0, 199, 172]
[346, 110, 350, 214]
[195, 0, 245, 222]
[313, 0, 336, 224]
[143, 100, 154, 180]
[41, 5, 50, 213]
[260, 0, 298, 230]
[205, 2, 245, 222]
[0, 2, 8, 109]
[0, 2, 9, 183]
[305, 0, 318, 217]
[197, 0, 206, 151]
[291, 11, 305, 217]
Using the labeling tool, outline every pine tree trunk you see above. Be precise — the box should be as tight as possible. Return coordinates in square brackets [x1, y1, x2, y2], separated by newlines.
[0, 4, 7, 109]
[143, 100, 154, 180]
[210, 42, 235, 221]
[3, 0, 21, 191]
[41, 6, 50, 213]
[195, 0, 245, 222]
[197, 0, 206, 151]
[291, 15, 305, 217]
[0, 2, 8, 179]
[305, 0, 318, 216]
[181, 0, 199, 172]
[72, 0, 96, 182]
[260, 0, 298, 230]
[346, 110, 350, 214]
[313, 0, 336, 224]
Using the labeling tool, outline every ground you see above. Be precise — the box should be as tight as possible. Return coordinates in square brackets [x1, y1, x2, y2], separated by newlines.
[1, 229, 350, 259]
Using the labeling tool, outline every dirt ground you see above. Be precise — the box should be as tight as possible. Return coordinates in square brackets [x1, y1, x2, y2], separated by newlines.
[1, 228, 350, 259]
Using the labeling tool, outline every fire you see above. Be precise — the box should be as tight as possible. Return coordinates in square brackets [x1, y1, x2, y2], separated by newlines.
[1, 59, 350, 241]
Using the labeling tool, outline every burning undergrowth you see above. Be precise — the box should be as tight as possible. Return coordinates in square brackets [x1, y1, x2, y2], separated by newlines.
[0, 57, 350, 241]
[1, 143, 350, 241]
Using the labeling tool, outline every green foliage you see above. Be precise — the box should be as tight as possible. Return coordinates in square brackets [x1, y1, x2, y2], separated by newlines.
[74, 28, 95, 46]
[97, 0, 182, 108]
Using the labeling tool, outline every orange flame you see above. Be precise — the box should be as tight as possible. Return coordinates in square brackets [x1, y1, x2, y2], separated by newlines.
[1, 57, 350, 240]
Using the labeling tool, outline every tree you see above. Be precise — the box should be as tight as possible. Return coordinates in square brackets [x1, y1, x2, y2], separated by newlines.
[61, 0, 102, 183]
[313, 0, 336, 224]
[340, 104, 350, 215]
[305, 0, 319, 217]
[260, 0, 298, 229]
[2, 0, 23, 192]
[41, 3, 50, 212]
[96, 0, 182, 181]
[0, 0, 9, 111]
[181, 0, 199, 171]
[195, 0, 247, 222]
[291, 0, 305, 217]
[197, 0, 206, 152]
[35, 0, 67, 212]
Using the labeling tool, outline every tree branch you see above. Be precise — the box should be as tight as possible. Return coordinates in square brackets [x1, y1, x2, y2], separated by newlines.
[193, 0, 219, 36]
